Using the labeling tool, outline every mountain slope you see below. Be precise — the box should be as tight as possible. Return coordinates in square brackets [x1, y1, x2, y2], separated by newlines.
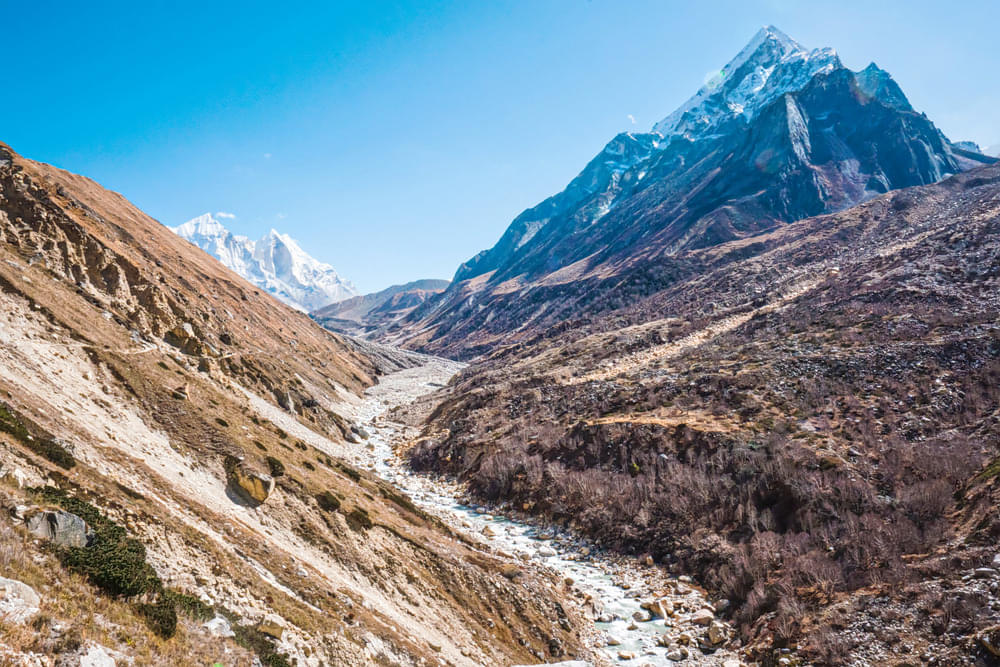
[0, 142, 590, 665]
[412, 164, 1000, 664]
[173, 213, 357, 312]
[312, 279, 449, 338]
[399, 26, 987, 358]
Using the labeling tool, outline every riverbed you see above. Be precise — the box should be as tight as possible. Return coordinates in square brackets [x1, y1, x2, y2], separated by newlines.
[339, 356, 742, 667]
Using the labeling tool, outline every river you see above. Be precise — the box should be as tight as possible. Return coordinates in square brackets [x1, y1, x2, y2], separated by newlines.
[338, 356, 742, 667]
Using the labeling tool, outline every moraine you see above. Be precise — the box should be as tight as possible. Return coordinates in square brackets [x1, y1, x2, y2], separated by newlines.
[338, 355, 743, 667]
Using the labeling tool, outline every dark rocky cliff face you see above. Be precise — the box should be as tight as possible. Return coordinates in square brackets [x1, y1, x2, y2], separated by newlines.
[399, 31, 989, 358]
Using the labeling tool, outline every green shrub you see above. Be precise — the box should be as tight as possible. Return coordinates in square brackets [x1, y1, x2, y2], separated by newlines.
[346, 507, 373, 532]
[0, 403, 75, 469]
[265, 456, 285, 477]
[32, 487, 174, 637]
[225, 615, 293, 667]
[335, 462, 361, 482]
[315, 491, 341, 512]
[164, 589, 213, 621]
[215, 417, 230, 428]
[136, 596, 177, 638]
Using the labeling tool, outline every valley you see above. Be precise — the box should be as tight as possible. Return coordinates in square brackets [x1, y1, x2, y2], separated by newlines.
[2, 13, 998, 667]
[341, 354, 742, 666]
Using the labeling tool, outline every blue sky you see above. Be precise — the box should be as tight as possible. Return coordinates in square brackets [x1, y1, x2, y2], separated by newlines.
[2, 0, 997, 292]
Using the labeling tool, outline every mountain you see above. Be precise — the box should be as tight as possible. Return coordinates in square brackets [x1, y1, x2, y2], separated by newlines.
[412, 162, 1000, 664]
[173, 213, 357, 312]
[397, 26, 986, 358]
[988, 143, 1000, 157]
[312, 278, 449, 338]
[0, 142, 589, 665]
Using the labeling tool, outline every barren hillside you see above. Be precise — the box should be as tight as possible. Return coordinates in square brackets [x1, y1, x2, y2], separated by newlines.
[0, 142, 591, 666]
[411, 165, 1000, 665]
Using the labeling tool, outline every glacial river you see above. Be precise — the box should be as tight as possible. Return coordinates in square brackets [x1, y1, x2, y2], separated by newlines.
[340, 357, 740, 667]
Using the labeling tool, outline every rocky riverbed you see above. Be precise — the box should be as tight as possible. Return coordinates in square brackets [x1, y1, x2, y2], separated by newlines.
[337, 356, 745, 666]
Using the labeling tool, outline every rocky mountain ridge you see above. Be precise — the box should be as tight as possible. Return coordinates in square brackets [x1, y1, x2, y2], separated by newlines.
[173, 213, 358, 312]
[390, 26, 995, 358]
[312, 278, 450, 338]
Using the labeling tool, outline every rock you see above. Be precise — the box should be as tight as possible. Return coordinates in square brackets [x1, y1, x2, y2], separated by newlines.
[80, 643, 117, 667]
[607, 637, 621, 646]
[579, 546, 590, 557]
[500, 563, 520, 579]
[351, 425, 370, 440]
[691, 608, 714, 626]
[172, 383, 189, 400]
[0, 466, 29, 488]
[617, 651, 636, 660]
[0, 576, 41, 624]
[666, 648, 686, 661]
[25, 508, 92, 547]
[481, 525, 496, 537]
[204, 616, 235, 638]
[644, 555, 654, 566]
[258, 613, 286, 639]
[538, 546, 557, 557]
[640, 599, 665, 618]
[224, 456, 274, 505]
[632, 609, 652, 622]
[708, 620, 728, 644]
[723, 660, 742, 667]
[974, 567, 996, 579]
[978, 625, 1000, 656]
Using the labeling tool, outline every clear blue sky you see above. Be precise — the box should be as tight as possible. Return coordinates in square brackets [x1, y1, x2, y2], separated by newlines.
[2, 0, 997, 293]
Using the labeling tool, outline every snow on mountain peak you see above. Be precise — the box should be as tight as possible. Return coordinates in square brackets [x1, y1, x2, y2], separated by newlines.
[653, 25, 840, 139]
[172, 213, 357, 312]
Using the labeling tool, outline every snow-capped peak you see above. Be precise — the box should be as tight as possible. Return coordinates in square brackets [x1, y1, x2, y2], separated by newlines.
[174, 212, 229, 239]
[171, 213, 357, 312]
[653, 25, 840, 139]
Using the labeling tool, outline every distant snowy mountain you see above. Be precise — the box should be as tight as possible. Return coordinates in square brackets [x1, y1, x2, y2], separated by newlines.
[172, 213, 357, 311]
[987, 144, 1000, 158]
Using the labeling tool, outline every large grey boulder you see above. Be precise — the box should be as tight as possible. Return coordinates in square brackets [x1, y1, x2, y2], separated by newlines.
[0, 576, 41, 624]
[25, 508, 92, 547]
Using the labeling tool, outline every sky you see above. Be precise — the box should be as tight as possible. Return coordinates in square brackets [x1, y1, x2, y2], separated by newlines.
[2, 0, 997, 293]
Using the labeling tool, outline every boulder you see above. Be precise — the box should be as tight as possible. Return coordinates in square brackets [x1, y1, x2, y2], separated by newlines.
[499, 563, 520, 580]
[708, 620, 728, 644]
[79, 643, 117, 667]
[691, 608, 714, 626]
[204, 615, 236, 638]
[640, 599, 665, 618]
[25, 508, 92, 547]
[632, 609, 652, 622]
[258, 613, 286, 639]
[0, 576, 41, 624]
[224, 456, 274, 505]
